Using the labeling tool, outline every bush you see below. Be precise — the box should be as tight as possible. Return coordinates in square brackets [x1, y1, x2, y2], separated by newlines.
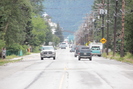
[6, 43, 29, 56]
[21, 45, 28, 55]
[7, 43, 22, 52]
[32, 46, 40, 53]
[103, 51, 133, 64]
[124, 52, 133, 59]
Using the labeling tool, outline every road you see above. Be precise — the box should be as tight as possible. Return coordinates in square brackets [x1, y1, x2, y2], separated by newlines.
[0, 48, 133, 89]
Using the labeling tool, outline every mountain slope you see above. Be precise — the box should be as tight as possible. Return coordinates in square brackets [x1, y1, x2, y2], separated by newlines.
[43, 0, 94, 37]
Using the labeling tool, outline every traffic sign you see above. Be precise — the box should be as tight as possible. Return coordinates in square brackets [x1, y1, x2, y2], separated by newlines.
[100, 38, 107, 44]
[85, 41, 91, 46]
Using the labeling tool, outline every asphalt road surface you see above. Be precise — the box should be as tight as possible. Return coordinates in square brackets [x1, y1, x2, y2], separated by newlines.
[0, 47, 133, 89]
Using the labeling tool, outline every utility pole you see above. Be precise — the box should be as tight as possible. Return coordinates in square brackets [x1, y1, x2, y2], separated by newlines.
[106, 0, 110, 55]
[102, 0, 105, 38]
[120, 0, 125, 57]
[113, 0, 118, 56]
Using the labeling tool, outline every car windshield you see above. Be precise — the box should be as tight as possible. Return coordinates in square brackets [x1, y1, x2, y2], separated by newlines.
[42, 46, 54, 50]
[91, 46, 100, 50]
[81, 47, 89, 49]
[80, 47, 91, 52]
[62, 43, 66, 44]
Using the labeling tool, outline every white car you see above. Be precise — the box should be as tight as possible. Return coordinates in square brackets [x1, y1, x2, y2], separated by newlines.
[40, 46, 56, 60]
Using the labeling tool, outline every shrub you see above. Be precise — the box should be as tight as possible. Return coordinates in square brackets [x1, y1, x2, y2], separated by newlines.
[124, 52, 133, 59]
[32, 46, 40, 53]
[21, 45, 28, 55]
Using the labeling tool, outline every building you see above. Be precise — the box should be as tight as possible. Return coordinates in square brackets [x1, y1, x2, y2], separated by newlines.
[42, 12, 57, 34]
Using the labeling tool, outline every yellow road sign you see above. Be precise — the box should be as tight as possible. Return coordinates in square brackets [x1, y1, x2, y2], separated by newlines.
[100, 38, 107, 44]
[85, 41, 91, 46]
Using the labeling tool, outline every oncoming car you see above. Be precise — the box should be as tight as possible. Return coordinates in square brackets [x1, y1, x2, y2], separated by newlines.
[40, 46, 56, 60]
[60, 42, 67, 49]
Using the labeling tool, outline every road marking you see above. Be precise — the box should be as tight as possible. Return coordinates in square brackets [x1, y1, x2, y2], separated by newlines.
[59, 74, 65, 89]
[59, 66, 67, 89]
[64, 67, 68, 70]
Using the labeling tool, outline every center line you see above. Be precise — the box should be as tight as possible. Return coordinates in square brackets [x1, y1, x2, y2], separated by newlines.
[59, 74, 65, 89]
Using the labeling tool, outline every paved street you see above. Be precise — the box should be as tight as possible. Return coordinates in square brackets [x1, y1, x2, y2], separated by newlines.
[0, 48, 133, 89]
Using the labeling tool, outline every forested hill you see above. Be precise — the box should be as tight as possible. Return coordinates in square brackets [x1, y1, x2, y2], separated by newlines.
[43, 0, 94, 37]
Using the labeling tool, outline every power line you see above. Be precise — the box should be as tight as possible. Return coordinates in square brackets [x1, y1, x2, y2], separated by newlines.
[45, 7, 91, 9]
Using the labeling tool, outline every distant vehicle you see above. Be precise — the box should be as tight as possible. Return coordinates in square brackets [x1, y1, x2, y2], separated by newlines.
[89, 42, 102, 57]
[70, 47, 75, 52]
[77, 46, 92, 61]
[60, 42, 67, 49]
[40, 46, 56, 60]
[74, 45, 81, 57]
[69, 44, 72, 48]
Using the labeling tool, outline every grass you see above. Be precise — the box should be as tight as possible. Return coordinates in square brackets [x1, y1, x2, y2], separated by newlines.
[0, 55, 23, 66]
[0, 51, 32, 66]
[102, 52, 133, 64]
[0, 58, 23, 66]
[25, 52, 31, 55]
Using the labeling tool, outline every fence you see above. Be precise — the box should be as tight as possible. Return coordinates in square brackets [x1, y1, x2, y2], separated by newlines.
[6, 50, 23, 56]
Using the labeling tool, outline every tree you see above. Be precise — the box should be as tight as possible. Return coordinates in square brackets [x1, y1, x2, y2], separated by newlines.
[53, 35, 60, 46]
[91, 0, 122, 51]
[125, 0, 133, 53]
[30, 0, 45, 14]
[0, 0, 31, 45]
[45, 22, 53, 45]
[0, 0, 50, 54]
[30, 13, 48, 46]
[55, 23, 64, 42]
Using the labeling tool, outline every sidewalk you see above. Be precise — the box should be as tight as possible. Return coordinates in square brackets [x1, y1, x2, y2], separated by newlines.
[10, 53, 37, 60]
[10, 57, 23, 60]
[10, 53, 40, 61]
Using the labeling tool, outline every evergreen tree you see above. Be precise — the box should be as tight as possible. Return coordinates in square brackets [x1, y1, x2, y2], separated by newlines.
[45, 22, 53, 45]
[125, 0, 133, 53]
[55, 23, 64, 42]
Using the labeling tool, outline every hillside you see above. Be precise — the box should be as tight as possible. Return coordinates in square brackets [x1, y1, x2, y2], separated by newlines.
[43, 0, 94, 37]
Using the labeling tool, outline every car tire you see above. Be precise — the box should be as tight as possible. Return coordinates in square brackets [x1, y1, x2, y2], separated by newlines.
[41, 57, 43, 60]
[98, 55, 101, 57]
[89, 57, 92, 61]
[53, 57, 55, 60]
[78, 57, 81, 60]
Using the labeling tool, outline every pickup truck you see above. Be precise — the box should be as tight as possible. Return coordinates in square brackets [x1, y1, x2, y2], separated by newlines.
[91, 46, 102, 57]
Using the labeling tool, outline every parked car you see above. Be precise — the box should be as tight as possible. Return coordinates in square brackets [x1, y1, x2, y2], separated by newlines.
[70, 45, 76, 52]
[74, 45, 81, 57]
[77, 46, 92, 61]
[70, 47, 75, 52]
[40, 46, 56, 60]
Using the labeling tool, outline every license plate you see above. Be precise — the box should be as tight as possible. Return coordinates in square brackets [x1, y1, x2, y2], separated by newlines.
[46, 54, 50, 56]
[84, 53, 87, 55]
